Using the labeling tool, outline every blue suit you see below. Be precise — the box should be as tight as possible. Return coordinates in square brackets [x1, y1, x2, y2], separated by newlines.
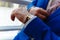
[14, 0, 60, 40]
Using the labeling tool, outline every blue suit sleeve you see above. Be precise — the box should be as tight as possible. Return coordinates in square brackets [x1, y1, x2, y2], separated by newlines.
[14, 28, 31, 40]
[27, 0, 49, 11]
[27, 0, 37, 11]
[14, 17, 59, 40]
[24, 17, 59, 40]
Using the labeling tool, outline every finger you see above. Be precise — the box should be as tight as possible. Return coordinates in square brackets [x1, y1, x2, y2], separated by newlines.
[11, 13, 15, 21]
[36, 13, 47, 20]
[36, 8, 49, 17]
[14, 13, 26, 23]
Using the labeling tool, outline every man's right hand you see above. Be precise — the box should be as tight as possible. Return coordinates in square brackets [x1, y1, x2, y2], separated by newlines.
[29, 7, 49, 20]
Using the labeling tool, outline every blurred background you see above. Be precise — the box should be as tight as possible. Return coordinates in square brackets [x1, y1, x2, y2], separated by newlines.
[0, 0, 32, 40]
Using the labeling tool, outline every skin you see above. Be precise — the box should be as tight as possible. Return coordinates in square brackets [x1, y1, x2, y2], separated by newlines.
[11, 8, 28, 24]
[47, 0, 60, 14]
[29, 7, 49, 20]
[11, 0, 60, 24]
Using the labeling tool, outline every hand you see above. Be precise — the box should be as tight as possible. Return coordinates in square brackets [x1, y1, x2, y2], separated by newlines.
[29, 7, 49, 20]
[47, 3, 60, 14]
[11, 8, 28, 24]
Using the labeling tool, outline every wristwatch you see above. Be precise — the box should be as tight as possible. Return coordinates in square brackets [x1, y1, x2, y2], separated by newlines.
[24, 15, 30, 24]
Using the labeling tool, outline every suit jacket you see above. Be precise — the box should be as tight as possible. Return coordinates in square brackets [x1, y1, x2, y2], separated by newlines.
[14, 0, 60, 40]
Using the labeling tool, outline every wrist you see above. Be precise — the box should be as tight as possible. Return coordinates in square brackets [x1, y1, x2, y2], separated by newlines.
[24, 15, 30, 24]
